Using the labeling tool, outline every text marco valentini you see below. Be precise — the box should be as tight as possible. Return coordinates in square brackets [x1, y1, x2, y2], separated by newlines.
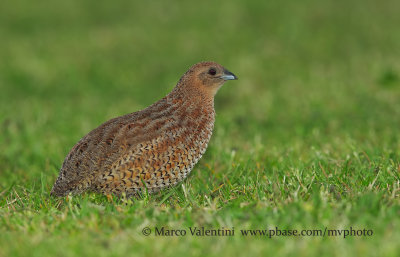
[155, 227, 235, 236]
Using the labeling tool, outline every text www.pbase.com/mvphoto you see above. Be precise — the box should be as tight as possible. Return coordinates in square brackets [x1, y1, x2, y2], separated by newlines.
[141, 226, 373, 239]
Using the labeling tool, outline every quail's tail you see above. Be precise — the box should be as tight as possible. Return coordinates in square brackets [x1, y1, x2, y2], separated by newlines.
[50, 175, 81, 197]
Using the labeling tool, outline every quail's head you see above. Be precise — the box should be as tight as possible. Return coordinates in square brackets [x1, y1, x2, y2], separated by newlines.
[180, 62, 238, 97]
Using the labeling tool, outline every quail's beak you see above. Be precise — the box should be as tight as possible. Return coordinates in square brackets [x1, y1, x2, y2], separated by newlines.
[220, 69, 238, 80]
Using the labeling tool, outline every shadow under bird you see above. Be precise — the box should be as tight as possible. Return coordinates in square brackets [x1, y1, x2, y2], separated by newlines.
[51, 61, 238, 197]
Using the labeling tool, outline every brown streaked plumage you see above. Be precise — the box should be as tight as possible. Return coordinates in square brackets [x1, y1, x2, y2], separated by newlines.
[51, 61, 238, 197]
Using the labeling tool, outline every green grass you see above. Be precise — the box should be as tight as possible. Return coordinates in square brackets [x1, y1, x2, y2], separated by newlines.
[1, 0, 400, 256]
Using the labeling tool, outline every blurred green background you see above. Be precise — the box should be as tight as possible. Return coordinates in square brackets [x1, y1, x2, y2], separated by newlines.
[0, 0, 399, 256]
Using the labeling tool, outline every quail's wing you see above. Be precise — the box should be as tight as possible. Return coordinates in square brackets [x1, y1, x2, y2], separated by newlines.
[50, 96, 183, 196]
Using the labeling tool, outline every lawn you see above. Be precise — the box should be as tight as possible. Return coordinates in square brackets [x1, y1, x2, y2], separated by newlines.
[0, 0, 399, 256]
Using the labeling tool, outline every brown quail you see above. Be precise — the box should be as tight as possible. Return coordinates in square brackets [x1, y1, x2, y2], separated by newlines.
[51, 61, 237, 197]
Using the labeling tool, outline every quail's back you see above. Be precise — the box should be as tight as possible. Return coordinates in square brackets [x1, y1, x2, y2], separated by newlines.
[51, 61, 237, 197]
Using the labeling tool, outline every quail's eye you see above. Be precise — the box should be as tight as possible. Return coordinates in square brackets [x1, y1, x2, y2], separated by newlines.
[208, 68, 217, 76]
